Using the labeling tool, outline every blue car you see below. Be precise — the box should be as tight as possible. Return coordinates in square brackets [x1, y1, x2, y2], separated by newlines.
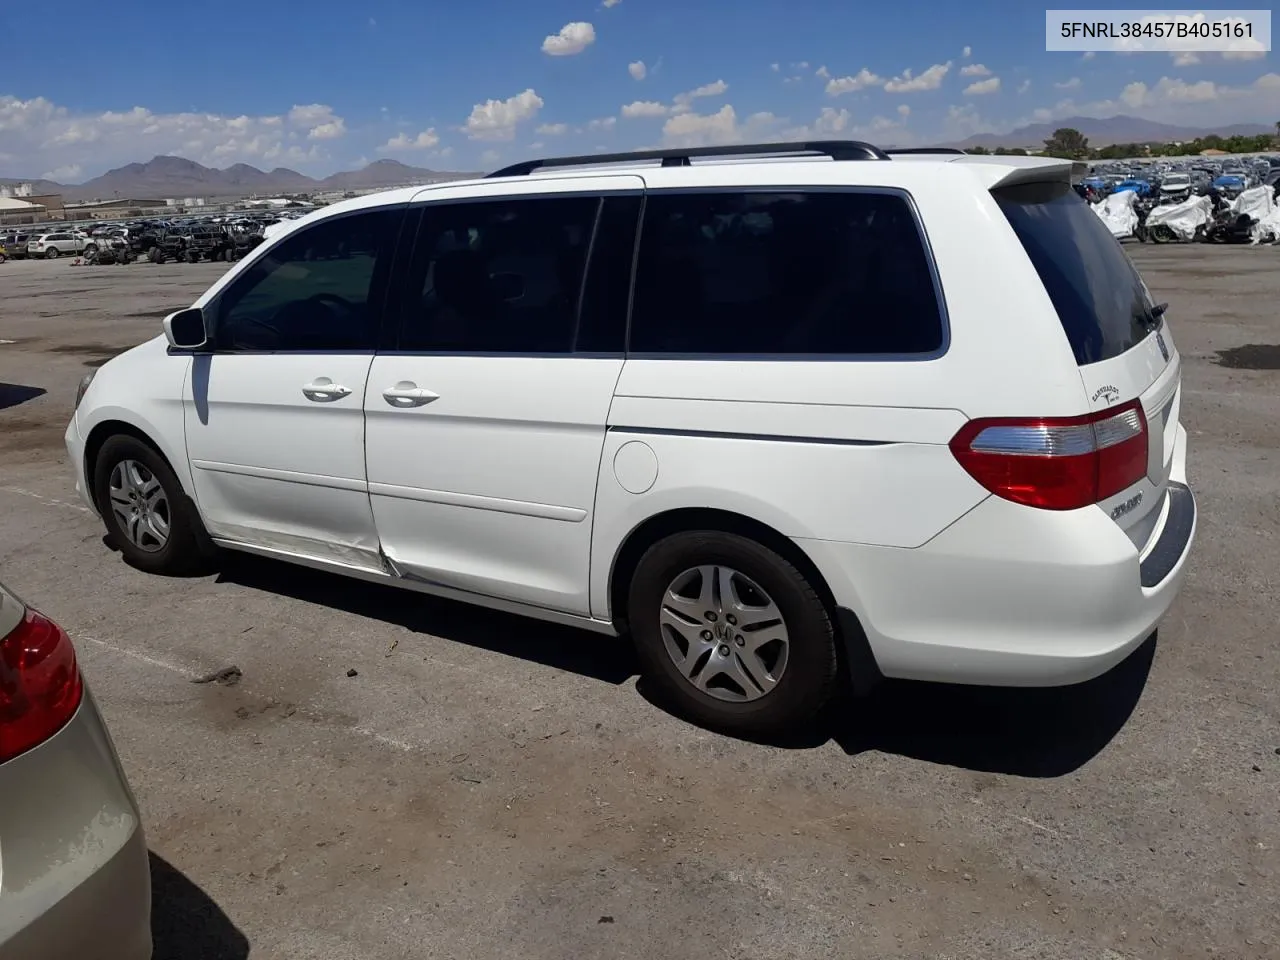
[1212, 175, 1246, 198]
[1113, 179, 1154, 197]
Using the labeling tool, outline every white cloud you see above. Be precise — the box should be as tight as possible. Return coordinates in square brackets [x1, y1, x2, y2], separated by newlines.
[621, 100, 669, 118]
[791, 61, 810, 70]
[812, 106, 851, 135]
[1082, 51, 1097, 61]
[587, 116, 617, 131]
[464, 88, 544, 140]
[628, 60, 647, 80]
[1172, 51, 1201, 66]
[541, 22, 596, 56]
[964, 77, 1001, 96]
[770, 62, 780, 72]
[1155, 77, 1219, 102]
[308, 118, 346, 140]
[287, 103, 347, 140]
[815, 65, 830, 78]
[1017, 79, 1032, 94]
[660, 106, 784, 147]
[671, 79, 729, 114]
[0, 94, 347, 179]
[884, 61, 952, 93]
[662, 104, 740, 145]
[1222, 49, 1266, 61]
[962, 45, 972, 58]
[603, 0, 622, 6]
[943, 103, 984, 139]
[960, 63, 991, 77]
[781, 107, 912, 146]
[1055, 76, 1082, 90]
[825, 68, 883, 96]
[379, 128, 440, 151]
[41, 163, 81, 181]
[535, 122, 569, 135]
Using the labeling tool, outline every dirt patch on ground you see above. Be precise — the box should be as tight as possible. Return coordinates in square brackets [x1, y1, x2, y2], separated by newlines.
[1216, 343, 1280, 370]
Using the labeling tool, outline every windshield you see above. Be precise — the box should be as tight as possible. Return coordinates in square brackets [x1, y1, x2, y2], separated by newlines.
[995, 180, 1160, 366]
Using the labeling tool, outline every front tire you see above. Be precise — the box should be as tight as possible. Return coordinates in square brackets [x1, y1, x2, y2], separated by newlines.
[627, 531, 839, 737]
[93, 435, 212, 576]
[45, 247, 60, 259]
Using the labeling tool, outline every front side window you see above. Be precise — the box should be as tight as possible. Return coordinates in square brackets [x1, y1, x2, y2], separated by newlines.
[399, 195, 599, 354]
[629, 190, 945, 356]
[210, 208, 400, 351]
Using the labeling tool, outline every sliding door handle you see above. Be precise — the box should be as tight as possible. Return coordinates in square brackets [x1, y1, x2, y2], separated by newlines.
[302, 378, 352, 402]
[383, 381, 439, 408]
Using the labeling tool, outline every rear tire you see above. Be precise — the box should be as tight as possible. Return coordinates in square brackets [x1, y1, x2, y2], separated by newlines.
[627, 530, 839, 738]
[93, 435, 213, 576]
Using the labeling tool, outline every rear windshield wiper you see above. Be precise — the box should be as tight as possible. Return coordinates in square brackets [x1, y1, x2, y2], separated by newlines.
[1138, 302, 1168, 333]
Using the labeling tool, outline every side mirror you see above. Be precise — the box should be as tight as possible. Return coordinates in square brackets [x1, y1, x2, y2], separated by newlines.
[163, 307, 208, 350]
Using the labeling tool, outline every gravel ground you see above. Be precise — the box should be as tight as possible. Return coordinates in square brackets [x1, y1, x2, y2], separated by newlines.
[0, 246, 1277, 960]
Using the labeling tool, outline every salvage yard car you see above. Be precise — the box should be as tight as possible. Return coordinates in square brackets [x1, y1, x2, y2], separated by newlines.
[26, 231, 91, 259]
[0, 580, 151, 959]
[65, 141, 1197, 736]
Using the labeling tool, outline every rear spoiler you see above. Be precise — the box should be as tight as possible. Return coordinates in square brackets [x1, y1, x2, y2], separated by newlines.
[944, 155, 1089, 190]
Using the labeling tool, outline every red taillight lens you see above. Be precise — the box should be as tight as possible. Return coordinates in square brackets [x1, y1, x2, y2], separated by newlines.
[0, 608, 83, 764]
[949, 400, 1148, 511]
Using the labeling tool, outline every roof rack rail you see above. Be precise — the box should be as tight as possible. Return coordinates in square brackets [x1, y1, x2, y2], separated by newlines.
[486, 140, 890, 178]
[885, 147, 968, 156]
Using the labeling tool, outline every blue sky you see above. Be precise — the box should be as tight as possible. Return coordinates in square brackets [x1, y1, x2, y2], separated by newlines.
[0, 1, 1274, 181]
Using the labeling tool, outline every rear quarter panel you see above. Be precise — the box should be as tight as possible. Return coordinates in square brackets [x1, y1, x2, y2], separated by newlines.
[589, 164, 1090, 620]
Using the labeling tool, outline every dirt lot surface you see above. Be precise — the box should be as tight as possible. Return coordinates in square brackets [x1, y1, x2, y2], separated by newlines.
[1, 248, 1277, 960]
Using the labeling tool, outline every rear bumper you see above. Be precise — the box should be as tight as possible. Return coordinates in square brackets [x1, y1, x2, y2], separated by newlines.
[0, 691, 152, 960]
[803, 427, 1197, 688]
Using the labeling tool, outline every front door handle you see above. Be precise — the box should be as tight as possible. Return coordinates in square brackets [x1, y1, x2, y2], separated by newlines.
[383, 381, 439, 408]
[301, 378, 352, 402]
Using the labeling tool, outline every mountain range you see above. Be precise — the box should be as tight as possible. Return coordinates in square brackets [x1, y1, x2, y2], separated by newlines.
[4, 114, 1276, 200]
[943, 114, 1275, 150]
[1, 156, 478, 202]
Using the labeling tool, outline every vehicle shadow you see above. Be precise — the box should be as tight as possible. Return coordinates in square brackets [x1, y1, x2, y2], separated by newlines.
[634, 633, 1157, 778]
[829, 633, 1157, 777]
[0, 382, 46, 411]
[214, 552, 1152, 777]
[214, 553, 637, 686]
[150, 852, 249, 960]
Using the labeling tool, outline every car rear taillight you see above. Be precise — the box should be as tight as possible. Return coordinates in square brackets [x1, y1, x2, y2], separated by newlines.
[0, 607, 83, 764]
[949, 400, 1148, 511]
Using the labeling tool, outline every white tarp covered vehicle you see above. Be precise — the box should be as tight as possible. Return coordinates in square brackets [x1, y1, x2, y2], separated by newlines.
[1144, 195, 1213, 242]
[1091, 189, 1139, 238]
[1252, 204, 1280, 244]
[1227, 186, 1279, 243]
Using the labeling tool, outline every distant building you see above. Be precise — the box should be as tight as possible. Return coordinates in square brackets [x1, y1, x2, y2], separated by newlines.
[0, 196, 46, 225]
[63, 197, 169, 219]
[0, 182, 35, 199]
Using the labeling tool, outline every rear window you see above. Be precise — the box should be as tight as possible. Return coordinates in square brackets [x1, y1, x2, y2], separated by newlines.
[996, 181, 1160, 366]
[630, 189, 945, 356]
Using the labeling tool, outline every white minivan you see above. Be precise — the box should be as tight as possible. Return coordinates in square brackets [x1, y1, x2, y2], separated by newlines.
[66, 141, 1196, 736]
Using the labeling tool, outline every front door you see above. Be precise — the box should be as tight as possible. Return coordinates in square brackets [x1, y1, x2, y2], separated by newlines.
[184, 206, 404, 571]
[364, 181, 642, 614]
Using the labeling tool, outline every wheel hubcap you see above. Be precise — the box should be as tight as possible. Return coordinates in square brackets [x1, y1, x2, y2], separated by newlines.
[658, 565, 789, 702]
[107, 459, 170, 552]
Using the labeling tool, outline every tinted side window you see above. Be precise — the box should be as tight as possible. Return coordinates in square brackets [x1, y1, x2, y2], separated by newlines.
[576, 194, 641, 354]
[630, 190, 944, 356]
[399, 195, 599, 353]
[995, 181, 1157, 366]
[212, 208, 401, 352]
